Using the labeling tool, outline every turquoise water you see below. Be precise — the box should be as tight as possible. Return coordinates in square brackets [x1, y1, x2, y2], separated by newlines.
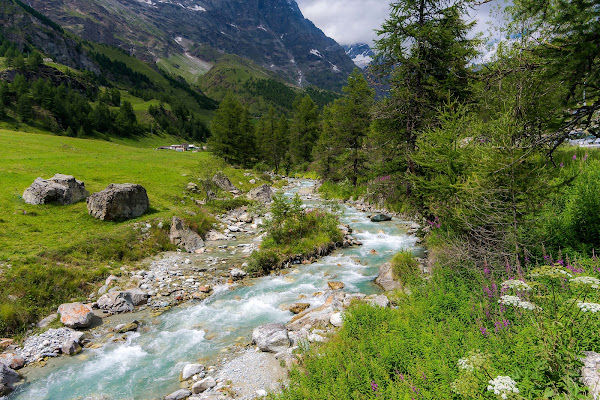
[7, 180, 421, 400]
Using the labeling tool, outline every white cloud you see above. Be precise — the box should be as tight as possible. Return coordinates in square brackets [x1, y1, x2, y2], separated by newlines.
[295, 0, 510, 46]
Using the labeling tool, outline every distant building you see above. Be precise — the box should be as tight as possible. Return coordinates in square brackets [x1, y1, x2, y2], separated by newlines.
[156, 144, 200, 152]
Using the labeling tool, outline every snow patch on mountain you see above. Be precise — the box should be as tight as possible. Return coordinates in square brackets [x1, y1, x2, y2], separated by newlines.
[342, 43, 375, 69]
[310, 49, 323, 58]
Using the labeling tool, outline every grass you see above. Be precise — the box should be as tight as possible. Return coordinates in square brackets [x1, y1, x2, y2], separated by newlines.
[278, 255, 600, 399]
[0, 128, 267, 335]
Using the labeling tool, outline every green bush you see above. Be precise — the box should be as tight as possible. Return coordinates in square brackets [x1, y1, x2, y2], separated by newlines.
[390, 251, 420, 285]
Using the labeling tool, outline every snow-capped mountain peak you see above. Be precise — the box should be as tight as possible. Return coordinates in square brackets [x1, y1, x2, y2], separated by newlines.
[342, 43, 374, 69]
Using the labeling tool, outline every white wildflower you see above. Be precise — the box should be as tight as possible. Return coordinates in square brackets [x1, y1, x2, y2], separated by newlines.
[502, 279, 532, 291]
[530, 267, 573, 278]
[457, 357, 474, 372]
[498, 295, 521, 307]
[499, 295, 540, 311]
[487, 376, 519, 399]
[569, 276, 600, 289]
[576, 302, 600, 313]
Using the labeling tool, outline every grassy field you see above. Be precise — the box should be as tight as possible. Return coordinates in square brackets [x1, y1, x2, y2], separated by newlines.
[0, 129, 265, 334]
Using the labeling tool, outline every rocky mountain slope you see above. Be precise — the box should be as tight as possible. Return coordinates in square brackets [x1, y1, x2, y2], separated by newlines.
[342, 43, 375, 69]
[26, 0, 356, 91]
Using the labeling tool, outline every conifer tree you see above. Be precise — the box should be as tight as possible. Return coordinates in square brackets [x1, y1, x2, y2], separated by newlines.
[289, 94, 320, 166]
[210, 93, 255, 166]
[16, 93, 33, 123]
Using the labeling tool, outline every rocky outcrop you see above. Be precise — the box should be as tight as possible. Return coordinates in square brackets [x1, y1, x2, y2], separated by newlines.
[169, 217, 205, 253]
[87, 183, 149, 221]
[97, 291, 134, 314]
[252, 323, 291, 353]
[23, 174, 89, 205]
[57, 302, 94, 328]
[212, 172, 240, 194]
[375, 262, 402, 292]
[246, 185, 273, 203]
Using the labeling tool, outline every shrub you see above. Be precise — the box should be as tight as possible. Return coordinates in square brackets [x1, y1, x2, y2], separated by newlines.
[390, 251, 420, 285]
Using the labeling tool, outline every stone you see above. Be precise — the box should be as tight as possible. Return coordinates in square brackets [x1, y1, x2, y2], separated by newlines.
[126, 288, 150, 306]
[366, 294, 390, 308]
[0, 353, 25, 370]
[169, 217, 205, 253]
[70, 331, 85, 344]
[61, 339, 82, 355]
[252, 323, 291, 353]
[370, 214, 392, 222]
[97, 291, 134, 313]
[191, 376, 216, 394]
[330, 312, 343, 327]
[240, 213, 253, 223]
[0, 339, 14, 350]
[37, 313, 58, 328]
[114, 322, 138, 333]
[246, 184, 273, 203]
[204, 230, 227, 241]
[227, 225, 240, 232]
[0, 363, 21, 386]
[23, 174, 89, 205]
[164, 388, 192, 400]
[230, 268, 247, 280]
[327, 281, 345, 290]
[374, 262, 401, 292]
[289, 303, 310, 314]
[57, 303, 94, 328]
[212, 172, 240, 194]
[87, 183, 149, 221]
[256, 389, 267, 397]
[181, 363, 204, 381]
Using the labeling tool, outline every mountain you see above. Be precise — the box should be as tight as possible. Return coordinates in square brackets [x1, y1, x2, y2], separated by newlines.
[26, 0, 356, 91]
[342, 43, 374, 69]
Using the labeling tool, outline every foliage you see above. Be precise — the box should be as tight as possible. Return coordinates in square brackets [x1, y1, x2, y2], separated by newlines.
[289, 94, 320, 165]
[246, 193, 342, 276]
[390, 250, 420, 285]
[279, 256, 600, 399]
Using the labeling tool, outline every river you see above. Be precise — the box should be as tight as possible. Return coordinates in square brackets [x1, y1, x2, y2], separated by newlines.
[6, 179, 422, 400]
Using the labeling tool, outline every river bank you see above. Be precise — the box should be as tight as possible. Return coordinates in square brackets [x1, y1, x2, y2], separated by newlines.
[2, 179, 422, 400]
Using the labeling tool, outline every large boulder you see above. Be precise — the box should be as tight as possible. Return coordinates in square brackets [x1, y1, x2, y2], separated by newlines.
[252, 323, 291, 353]
[246, 184, 273, 203]
[374, 262, 402, 292]
[97, 291, 134, 313]
[0, 363, 21, 395]
[87, 184, 149, 221]
[191, 377, 216, 394]
[23, 174, 89, 205]
[126, 288, 150, 306]
[164, 389, 192, 400]
[212, 172, 240, 194]
[181, 363, 204, 381]
[57, 303, 94, 329]
[370, 214, 392, 222]
[169, 217, 205, 253]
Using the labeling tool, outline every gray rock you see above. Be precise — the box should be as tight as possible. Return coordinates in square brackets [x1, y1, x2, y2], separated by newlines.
[370, 214, 392, 222]
[126, 288, 150, 306]
[212, 172, 240, 194]
[70, 331, 85, 344]
[37, 313, 58, 328]
[246, 184, 273, 203]
[87, 183, 149, 221]
[204, 230, 227, 241]
[330, 312, 343, 327]
[191, 376, 216, 394]
[252, 323, 290, 353]
[0, 354, 25, 370]
[374, 262, 401, 292]
[230, 268, 247, 280]
[366, 294, 390, 308]
[23, 174, 89, 205]
[181, 363, 204, 381]
[97, 291, 134, 313]
[164, 388, 192, 400]
[169, 217, 205, 252]
[57, 303, 94, 328]
[61, 339, 82, 355]
[0, 363, 21, 385]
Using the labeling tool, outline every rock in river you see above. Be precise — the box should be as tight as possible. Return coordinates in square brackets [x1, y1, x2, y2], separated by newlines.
[23, 174, 89, 205]
[252, 323, 291, 353]
[0, 363, 21, 396]
[374, 262, 402, 292]
[87, 183, 149, 221]
[327, 281, 345, 290]
[57, 303, 94, 329]
[370, 214, 392, 222]
[181, 363, 204, 381]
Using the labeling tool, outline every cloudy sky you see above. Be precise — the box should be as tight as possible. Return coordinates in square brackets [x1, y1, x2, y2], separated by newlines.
[295, 0, 508, 46]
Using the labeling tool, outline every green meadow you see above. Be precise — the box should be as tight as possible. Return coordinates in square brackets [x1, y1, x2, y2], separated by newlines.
[0, 129, 262, 334]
